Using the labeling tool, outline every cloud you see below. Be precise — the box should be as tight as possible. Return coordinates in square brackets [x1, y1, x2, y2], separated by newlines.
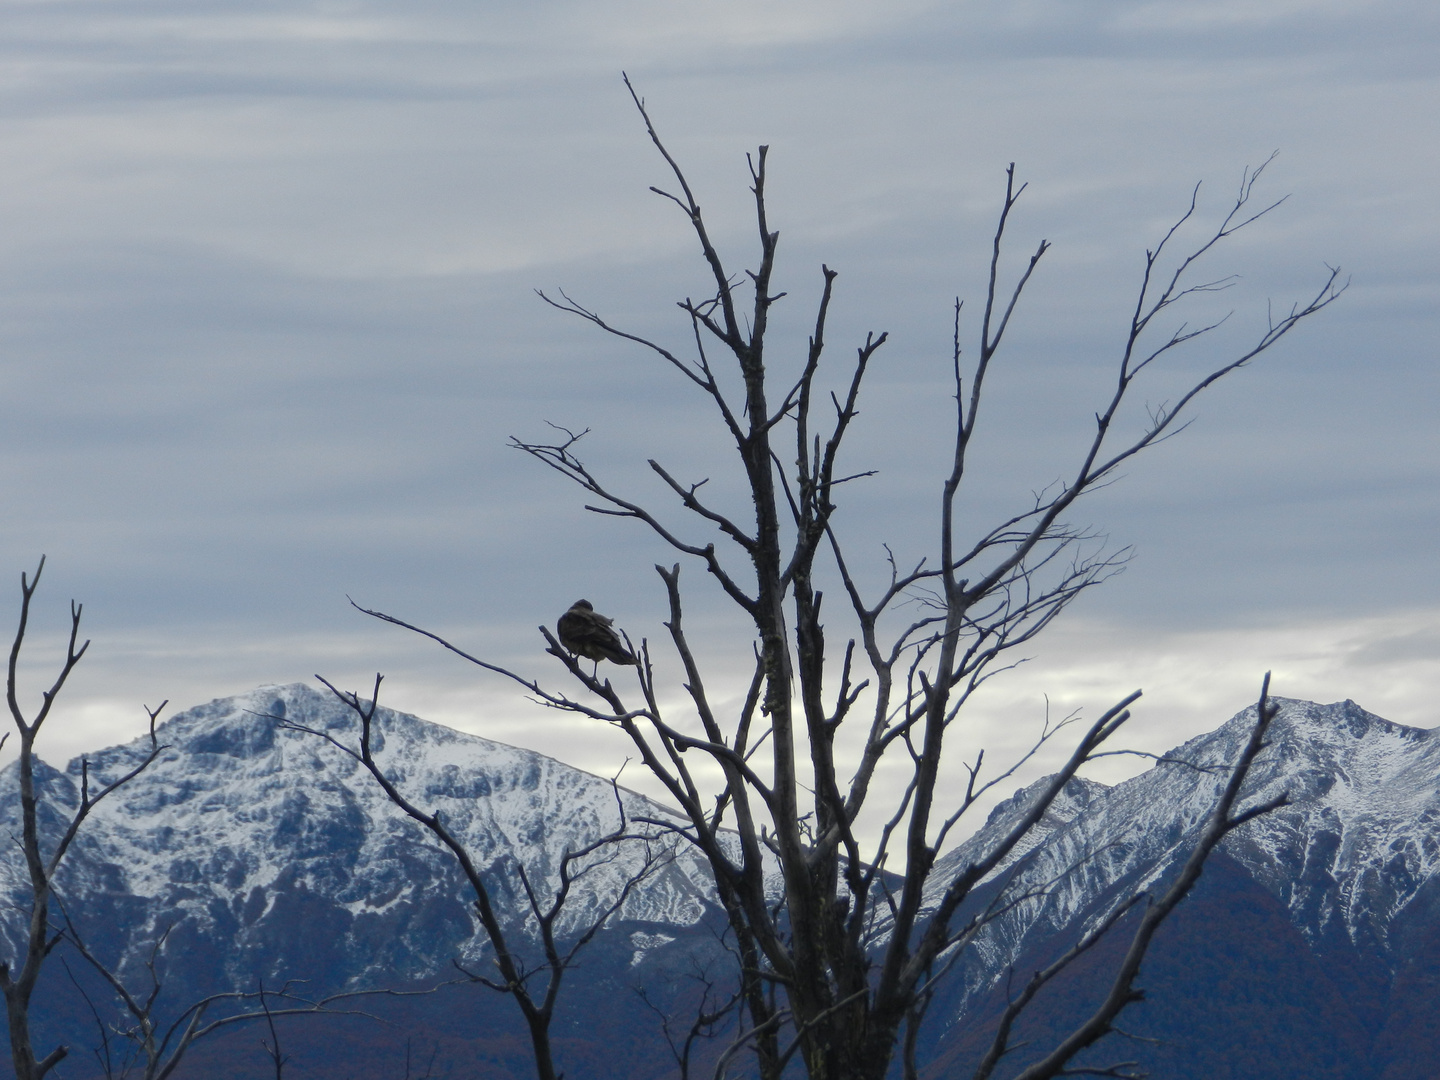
[18, 603, 1440, 853]
[0, 0, 1432, 849]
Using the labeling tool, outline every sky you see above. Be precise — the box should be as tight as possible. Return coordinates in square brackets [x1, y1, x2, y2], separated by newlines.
[1, 0, 1437, 835]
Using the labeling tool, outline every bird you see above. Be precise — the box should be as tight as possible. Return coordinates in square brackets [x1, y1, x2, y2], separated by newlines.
[557, 600, 638, 669]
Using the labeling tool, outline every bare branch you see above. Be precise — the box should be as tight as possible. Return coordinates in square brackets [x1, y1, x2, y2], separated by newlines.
[1009, 675, 1289, 1080]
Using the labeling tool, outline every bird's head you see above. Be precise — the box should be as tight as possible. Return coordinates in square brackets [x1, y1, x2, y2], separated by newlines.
[573, 599, 593, 610]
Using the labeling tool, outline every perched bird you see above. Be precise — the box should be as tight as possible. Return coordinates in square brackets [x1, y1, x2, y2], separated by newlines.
[557, 600, 638, 668]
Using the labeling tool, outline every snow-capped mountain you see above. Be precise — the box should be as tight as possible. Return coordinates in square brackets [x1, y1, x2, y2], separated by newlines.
[930, 698, 1440, 984]
[7, 688, 1440, 1079]
[922, 698, 1440, 1079]
[4, 684, 717, 986]
[5, 684, 737, 1080]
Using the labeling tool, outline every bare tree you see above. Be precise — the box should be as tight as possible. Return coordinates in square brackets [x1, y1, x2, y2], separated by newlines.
[0, 558, 167, 1080]
[58, 907, 454, 1080]
[355, 81, 1341, 1080]
[256, 981, 288, 1080]
[635, 944, 745, 1080]
[284, 674, 673, 1080]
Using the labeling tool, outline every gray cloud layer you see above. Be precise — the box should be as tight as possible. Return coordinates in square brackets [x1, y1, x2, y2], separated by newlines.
[0, 0, 1434, 810]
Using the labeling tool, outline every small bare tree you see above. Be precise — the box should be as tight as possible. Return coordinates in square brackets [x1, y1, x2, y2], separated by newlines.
[635, 940, 746, 1080]
[59, 909, 452, 1080]
[356, 81, 1341, 1080]
[284, 674, 673, 1080]
[0, 558, 167, 1080]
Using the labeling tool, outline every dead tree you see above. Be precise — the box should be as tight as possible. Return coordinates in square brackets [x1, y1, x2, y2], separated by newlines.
[356, 81, 1341, 1080]
[59, 910, 452, 1080]
[0, 558, 167, 1080]
[285, 675, 671, 1080]
[635, 941, 746, 1080]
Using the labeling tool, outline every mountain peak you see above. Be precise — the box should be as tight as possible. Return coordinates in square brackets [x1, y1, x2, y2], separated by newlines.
[1260, 696, 1424, 743]
[933, 693, 1440, 995]
[31, 683, 719, 987]
[12, 687, 1440, 1079]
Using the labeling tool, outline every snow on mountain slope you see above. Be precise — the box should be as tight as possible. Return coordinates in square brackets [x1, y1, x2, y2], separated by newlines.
[1215, 698, 1440, 953]
[7, 685, 1438, 1030]
[0, 683, 717, 989]
[922, 697, 1440, 1011]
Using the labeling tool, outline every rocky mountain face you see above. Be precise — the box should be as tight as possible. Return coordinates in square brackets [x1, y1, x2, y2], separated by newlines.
[6, 684, 728, 1080]
[921, 697, 1440, 1080]
[8, 687, 1440, 1079]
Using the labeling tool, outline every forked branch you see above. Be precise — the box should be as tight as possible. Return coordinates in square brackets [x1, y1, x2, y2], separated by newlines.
[1007, 674, 1288, 1080]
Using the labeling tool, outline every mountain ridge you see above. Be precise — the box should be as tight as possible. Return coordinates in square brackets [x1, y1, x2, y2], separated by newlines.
[4, 684, 718, 990]
[7, 686, 1440, 1079]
